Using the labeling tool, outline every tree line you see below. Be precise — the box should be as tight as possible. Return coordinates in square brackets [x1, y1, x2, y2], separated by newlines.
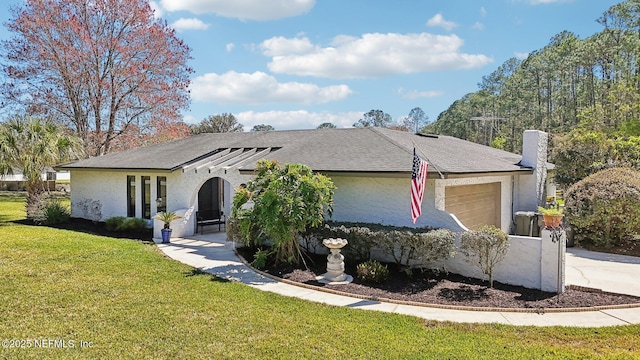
[189, 107, 430, 135]
[425, 0, 640, 188]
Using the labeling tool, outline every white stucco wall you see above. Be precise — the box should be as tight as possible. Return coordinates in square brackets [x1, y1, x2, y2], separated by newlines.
[71, 169, 513, 234]
[441, 230, 564, 292]
[330, 174, 462, 230]
[69, 168, 253, 238]
[70, 170, 130, 222]
[330, 173, 517, 232]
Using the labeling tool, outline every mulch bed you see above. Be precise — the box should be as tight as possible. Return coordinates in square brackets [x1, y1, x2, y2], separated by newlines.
[41, 218, 154, 242]
[238, 248, 640, 310]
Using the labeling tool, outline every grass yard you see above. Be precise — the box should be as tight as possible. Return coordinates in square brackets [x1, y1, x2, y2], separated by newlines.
[0, 192, 639, 359]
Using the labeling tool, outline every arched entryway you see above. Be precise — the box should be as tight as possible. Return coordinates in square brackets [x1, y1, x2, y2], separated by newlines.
[196, 177, 232, 233]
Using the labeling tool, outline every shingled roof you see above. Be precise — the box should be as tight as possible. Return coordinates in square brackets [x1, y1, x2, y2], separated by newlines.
[58, 127, 535, 177]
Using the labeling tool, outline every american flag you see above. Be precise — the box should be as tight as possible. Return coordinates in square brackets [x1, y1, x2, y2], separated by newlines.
[411, 148, 428, 224]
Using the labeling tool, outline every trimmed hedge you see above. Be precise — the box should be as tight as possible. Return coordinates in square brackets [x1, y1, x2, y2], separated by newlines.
[565, 167, 640, 247]
[305, 221, 456, 271]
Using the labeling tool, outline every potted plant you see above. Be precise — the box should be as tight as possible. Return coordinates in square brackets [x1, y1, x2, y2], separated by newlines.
[537, 205, 563, 229]
[154, 211, 182, 243]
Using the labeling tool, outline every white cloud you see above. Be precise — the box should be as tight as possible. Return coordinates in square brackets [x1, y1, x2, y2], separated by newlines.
[514, 51, 529, 59]
[397, 88, 444, 100]
[190, 71, 352, 105]
[170, 18, 209, 32]
[426, 13, 457, 32]
[236, 110, 361, 130]
[480, 7, 487, 17]
[226, 43, 235, 52]
[159, 0, 315, 20]
[149, 1, 163, 18]
[261, 33, 493, 79]
[183, 114, 199, 124]
[472, 22, 484, 30]
[260, 36, 317, 56]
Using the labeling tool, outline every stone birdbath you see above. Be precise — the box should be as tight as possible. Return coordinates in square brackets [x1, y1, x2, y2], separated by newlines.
[316, 238, 353, 284]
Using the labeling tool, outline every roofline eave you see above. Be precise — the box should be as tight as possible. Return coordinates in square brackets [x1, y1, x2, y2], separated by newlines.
[239, 168, 534, 178]
[55, 166, 177, 173]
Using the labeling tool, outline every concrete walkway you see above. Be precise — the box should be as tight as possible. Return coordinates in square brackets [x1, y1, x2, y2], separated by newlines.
[566, 247, 640, 297]
[156, 232, 640, 328]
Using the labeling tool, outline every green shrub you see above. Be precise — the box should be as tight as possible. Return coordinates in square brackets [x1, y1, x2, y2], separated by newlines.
[104, 216, 149, 233]
[416, 229, 457, 266]
[118, 217, 149, 232]
[565, 167, 640, 247]
[375, 230, 414, 266]
[41, 199, 70, 225]
[29, 193, 70, 225]
[252, 248, 270, 270]
[229, 160, 335, 265]
[375, 228, 457, 270]
[105, 216, 126, 231]
[356, 260, 389, 283]
[305, 221, 437, 265]
[552, 130, 640, 188]
[226, 210, 266, 250]
[551, 130, 610, 188]
[460, 225, 509, 288]
[313, 224, 376, 263]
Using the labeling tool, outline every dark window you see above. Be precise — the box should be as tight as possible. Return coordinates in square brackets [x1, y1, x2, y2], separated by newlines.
[127, 175, 136, 217]
[157, 176, 167, 213]
[142, 176, 151, 219]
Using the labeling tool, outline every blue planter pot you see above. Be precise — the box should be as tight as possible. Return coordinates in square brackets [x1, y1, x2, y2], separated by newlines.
[161, 228, 172, 243]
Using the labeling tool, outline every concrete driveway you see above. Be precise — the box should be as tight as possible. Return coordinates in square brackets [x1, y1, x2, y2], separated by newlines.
[566, 247, 640, 297]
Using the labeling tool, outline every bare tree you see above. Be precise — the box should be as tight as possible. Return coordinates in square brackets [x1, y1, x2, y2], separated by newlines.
[1, 0, 193, 156]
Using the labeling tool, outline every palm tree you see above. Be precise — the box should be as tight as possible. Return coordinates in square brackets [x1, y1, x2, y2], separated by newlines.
[0, 115, 84, 220]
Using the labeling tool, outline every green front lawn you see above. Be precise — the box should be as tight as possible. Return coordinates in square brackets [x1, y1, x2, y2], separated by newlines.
[0, 193, 638, 359]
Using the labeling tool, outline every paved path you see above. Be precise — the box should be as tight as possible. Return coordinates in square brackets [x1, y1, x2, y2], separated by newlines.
[566, 248, 640, 297]
[156, 233, 640, 327]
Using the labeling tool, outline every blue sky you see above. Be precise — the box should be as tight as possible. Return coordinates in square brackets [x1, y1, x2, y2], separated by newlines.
[0, 0, 623, 130]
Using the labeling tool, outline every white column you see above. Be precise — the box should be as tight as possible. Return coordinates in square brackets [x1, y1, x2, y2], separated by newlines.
[540, 228, 566, 293]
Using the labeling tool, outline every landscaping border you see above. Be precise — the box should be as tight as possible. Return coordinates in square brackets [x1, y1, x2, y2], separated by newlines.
[234, 249, 640, 313]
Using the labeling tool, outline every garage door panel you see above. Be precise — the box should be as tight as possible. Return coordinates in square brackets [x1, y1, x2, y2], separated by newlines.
[445, 183, 500, 230]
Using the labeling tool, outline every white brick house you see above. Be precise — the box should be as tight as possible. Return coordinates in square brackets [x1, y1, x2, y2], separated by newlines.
[58, 127, 552, 239]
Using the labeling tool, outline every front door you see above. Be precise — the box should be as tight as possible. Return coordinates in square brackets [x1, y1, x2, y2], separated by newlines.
[198, 178, 221, 213]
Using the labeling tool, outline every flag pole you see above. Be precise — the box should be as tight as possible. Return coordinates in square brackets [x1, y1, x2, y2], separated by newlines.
[412, 141, 445, 179]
